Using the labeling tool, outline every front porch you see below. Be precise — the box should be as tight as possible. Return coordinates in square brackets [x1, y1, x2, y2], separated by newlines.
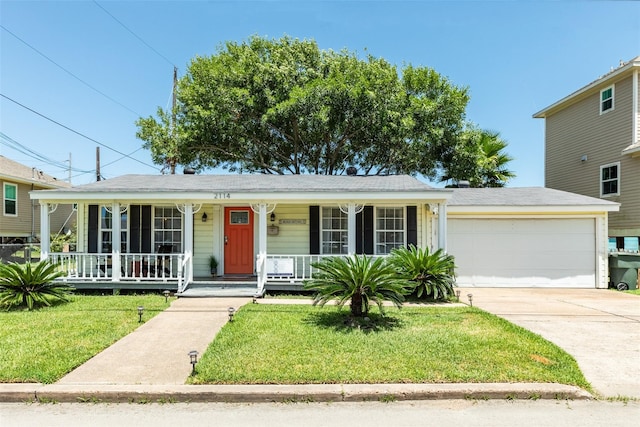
[49, 252, 346, 295]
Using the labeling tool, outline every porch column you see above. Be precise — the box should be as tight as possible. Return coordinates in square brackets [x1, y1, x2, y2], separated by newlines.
[184, 204, 194, 284]
[40, 202, 50, 261]
[257, 203, 267, 256]
[111, 202, 121, 281]
[256, 203, 268, 294]
[347, 203, 357, 255]
[437, 202, 448, 252]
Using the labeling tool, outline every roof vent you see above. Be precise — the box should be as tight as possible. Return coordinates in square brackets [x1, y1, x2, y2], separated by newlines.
[183, 168, 196, 175]
[457, 180, 470, 188]
[346, 166, 357, 176]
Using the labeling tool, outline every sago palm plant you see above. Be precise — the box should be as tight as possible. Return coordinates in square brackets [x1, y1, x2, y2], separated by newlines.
[0, 260, 72, 310]
[389, 245, 456, 301]
[304, 255, 411, 317]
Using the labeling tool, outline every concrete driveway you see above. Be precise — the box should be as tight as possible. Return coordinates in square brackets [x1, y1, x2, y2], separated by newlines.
[465, 288, 640, 398]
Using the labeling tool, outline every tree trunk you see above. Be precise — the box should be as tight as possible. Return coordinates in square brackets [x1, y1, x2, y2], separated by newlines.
[350, 292, 364, 317]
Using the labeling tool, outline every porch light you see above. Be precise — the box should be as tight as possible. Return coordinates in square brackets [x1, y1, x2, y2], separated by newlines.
[202, 212, 208, 222]
[188, 350, 198, 374]
[228, 306, 236, 322]
[270, 212, 276, 223]
[467, 294, 473, 307]
[455, 290, 461, 302]
[137, 306, 144, 322]
[163, 290, 170, 303]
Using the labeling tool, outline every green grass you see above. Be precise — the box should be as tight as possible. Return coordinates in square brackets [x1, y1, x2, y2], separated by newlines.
[190, 304, 590, 390]
[624, 289, 640, 295]
[0, 295, 168, 383]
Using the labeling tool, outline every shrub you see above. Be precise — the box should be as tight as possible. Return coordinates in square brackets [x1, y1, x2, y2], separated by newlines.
[0, 260, 73, 310]
[303, 255, 411, 317]
[390, 245, 456, 301]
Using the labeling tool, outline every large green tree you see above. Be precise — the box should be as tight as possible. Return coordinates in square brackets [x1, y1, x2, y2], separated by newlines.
[137, 36, 470, 176]
[440, 128, 515, 187]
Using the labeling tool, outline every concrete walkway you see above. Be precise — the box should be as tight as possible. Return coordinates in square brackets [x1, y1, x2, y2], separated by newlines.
[57, 298, 251, 385]
[466, 288, 640, 398]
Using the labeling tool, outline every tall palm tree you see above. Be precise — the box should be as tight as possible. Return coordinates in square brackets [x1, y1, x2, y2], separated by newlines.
[440, 128, 515, 188]
[476, 130, 515, 187]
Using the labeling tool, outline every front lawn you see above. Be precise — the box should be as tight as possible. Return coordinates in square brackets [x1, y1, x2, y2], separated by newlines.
[0, 295, 167, 383]
[190, 304, 590, 390]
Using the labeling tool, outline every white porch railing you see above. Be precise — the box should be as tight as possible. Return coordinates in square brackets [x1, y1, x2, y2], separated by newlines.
[260, 254, 388, 286]
[49, 252, 185, 283]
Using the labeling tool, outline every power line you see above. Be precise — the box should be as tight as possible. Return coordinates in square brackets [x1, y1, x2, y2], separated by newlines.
[1, 93, 160, 172]
[0, 132, 92, 173]
[93, 1, 176, 68]
[0, 24, 141, 117]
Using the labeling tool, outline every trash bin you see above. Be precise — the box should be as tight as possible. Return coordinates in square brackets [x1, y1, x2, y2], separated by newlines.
[609, 253, 640, 290]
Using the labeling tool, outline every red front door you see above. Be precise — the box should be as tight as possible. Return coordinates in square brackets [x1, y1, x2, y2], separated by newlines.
[224, 207, 254, 275]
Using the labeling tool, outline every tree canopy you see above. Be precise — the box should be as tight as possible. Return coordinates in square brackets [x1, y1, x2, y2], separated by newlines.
[136, 36, 472, 177]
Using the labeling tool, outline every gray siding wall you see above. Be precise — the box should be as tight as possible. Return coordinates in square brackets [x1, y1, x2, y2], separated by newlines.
[0, 179, 75, 240]
[545, 74, 639, 235]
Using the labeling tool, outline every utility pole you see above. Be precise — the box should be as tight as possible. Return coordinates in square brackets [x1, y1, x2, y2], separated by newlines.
[169, 66, 178, 174]
[96, 147, 101, 181]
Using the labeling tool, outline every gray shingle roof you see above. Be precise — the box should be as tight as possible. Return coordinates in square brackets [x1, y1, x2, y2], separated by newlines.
[449, 187, 618, 207]
[54, 174, 440, 193]
[0, 155, 70, 188]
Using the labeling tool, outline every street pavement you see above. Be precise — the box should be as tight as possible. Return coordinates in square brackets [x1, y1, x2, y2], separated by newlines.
[1, 400, 639, 427]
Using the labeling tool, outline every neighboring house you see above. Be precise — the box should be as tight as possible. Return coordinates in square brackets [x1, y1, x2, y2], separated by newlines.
[0, 155, 75, 244]
[533, 56, 640, 252]
[29, 173, 617, 294]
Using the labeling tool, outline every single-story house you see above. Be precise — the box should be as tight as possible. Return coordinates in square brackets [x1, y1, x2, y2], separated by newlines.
[29, 174, 619, 295]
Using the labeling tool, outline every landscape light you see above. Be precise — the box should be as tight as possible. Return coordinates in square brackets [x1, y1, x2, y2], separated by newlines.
[137, 306, 144, 322]
[188, 350, 199, 374]
[467, 294, 473, 307]
[163, 290, 170, 303]
[455, 290, 461, 302]
[228, 306, 236, 322]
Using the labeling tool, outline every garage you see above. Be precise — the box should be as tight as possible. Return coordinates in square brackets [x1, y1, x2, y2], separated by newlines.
[448, 218, 596, 287]
[445, 188, 619, 288]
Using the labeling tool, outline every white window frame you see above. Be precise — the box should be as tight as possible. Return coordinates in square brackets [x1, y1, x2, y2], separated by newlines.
[320, 206, 348, 255]
[600, 85, 614, 114]
[600, 162, 620, 197]
[3, 183, 17, 216]
[374, 206, 406, 255]
[153, 206, 183, 253]
[99, 205, 128, 253]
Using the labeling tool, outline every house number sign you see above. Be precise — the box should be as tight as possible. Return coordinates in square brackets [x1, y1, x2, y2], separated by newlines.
[213, 193, 231, 199]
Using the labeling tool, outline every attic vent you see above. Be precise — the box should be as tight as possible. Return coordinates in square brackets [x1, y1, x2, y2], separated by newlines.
[183, 168, 196, 175]
[346, 166, 357, 176]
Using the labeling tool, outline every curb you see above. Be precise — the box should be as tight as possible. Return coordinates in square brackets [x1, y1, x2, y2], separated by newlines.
[0, 383, 592, 403]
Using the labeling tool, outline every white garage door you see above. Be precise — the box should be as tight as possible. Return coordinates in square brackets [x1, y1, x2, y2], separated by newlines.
[448, 218, 596, 288]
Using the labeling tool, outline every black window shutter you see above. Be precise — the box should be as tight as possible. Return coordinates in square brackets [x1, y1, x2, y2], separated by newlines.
[88, 205, 98, 253]
[407, 206, 417, 247]
[129, 205, 141, 253]
[356, 209, 363, 254]
[363, 206, 374, 255]
[141, 205, 152, 253]
[309, 206, 320, 255]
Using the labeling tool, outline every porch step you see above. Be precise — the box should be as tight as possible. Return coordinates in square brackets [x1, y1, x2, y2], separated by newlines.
[177, 284, 262, 298]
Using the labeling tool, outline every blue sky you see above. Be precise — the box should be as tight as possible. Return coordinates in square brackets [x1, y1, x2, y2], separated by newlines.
[1, 0, 638, 186]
